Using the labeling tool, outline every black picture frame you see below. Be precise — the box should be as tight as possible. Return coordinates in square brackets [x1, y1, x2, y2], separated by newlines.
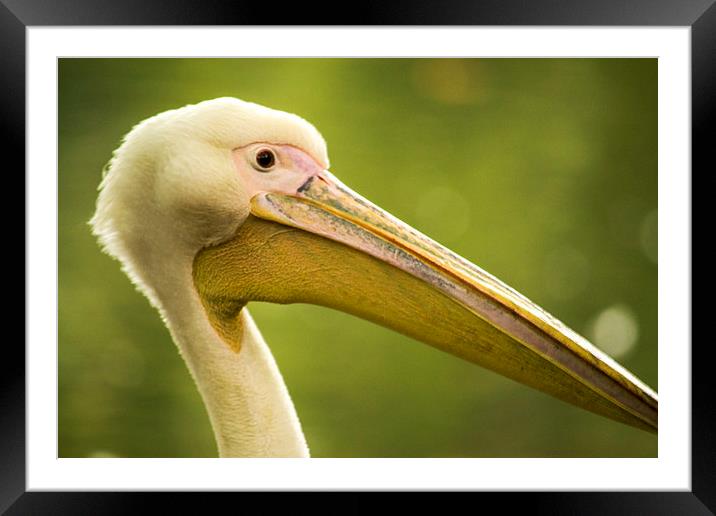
[7, 0, 713, 513]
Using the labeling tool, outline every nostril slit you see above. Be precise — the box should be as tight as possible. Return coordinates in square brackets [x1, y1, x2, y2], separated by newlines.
[297, 176, 315, 194]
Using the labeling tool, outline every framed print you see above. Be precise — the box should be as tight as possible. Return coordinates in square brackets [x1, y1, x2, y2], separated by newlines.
[9, 0, 713, 513]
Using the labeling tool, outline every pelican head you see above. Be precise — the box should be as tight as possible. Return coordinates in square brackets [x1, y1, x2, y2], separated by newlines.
[92, 97, 657, 457]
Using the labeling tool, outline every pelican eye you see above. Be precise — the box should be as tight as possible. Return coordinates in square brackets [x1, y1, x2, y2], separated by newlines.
[254, 148, 276, 171]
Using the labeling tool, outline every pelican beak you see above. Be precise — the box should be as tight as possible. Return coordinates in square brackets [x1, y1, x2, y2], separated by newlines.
[194, 171, 657, 433]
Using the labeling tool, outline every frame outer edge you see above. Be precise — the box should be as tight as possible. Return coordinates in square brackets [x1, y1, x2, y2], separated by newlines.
[0, 1, 26, 515]
[0, 0, 715, 25]
[5, 0, 714, 512]
[692, 1, 716, 514]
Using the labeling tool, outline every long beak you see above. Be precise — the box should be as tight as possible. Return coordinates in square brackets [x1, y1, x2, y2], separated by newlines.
[194, 171, 657, 433]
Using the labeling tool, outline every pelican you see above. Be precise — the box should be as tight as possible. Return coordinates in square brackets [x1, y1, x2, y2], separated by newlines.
[91, 97, 657, 457]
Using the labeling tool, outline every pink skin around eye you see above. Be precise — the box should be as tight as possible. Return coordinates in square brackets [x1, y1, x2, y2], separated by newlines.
[281, 145, 326, 177]
[232, 144, 327, 198]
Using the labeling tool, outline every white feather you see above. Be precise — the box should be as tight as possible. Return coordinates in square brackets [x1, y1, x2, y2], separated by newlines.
[90, 97, 326, 457]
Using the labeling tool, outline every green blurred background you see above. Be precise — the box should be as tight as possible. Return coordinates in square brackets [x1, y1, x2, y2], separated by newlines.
[59, 58, 657, 458]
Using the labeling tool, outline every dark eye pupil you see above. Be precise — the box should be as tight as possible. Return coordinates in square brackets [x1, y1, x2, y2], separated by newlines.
[256, 150, 275, 169]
